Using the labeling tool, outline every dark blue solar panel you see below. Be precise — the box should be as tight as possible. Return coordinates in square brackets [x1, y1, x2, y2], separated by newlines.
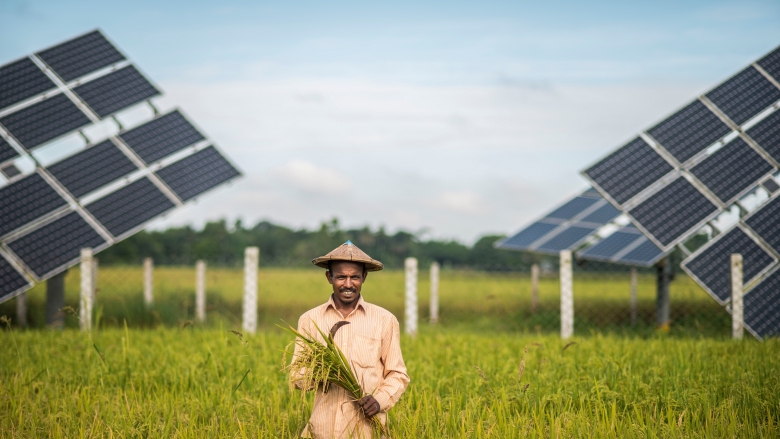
[0, 173, 68, 237]
[580, 228, 643, 259]
[706, 66, 780, 126]
[0, 94, 91, 149]
[762, 178, 780, 194]
[0, 136, 19, 164]
[618, 238, 664, 266]
[689, 137, 774, 204]
[745, 196, 780, 254]
[682, 227, 774, 304]
[119, 110, 205, 164]
[545, 196, 600, 220]
[0, 57, 56, 109]
[746, 110, 780, 163]
[86, 178, 175, 238]
[647, 100, 732, 163]
[579, 203, 620, 224]
[73, 65, 160, 118]
[6, 211, 106, 279]
[47, 140, 138, 198]
[155, 146, 240, 201]
[743, 270, 780, 338]
[0, 253, 30, 300]
[36, 30, 126, 82]
[535, 225, 597, 252]
[757, 45, 780, 84]
[584, 137, 674, 205]
[629, 177, 718, 248]
[499, 222, 559, 250]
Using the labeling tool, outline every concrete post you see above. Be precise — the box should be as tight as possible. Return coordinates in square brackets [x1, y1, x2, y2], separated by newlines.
[80, 248, 94, 331]
[405, 257, 418, 336]
[16, 292, 27, 328]
[143, 257, 153, 308]
[243, 247, 259, 334]
[731, 253, 743, 340]
[630, 268, 638, 325]
[46, 272, 66, 330]
[92, 258, 98, 302]
[196, 260, 206, 323]
[560, 250, 573, 339]
[430, 262, 439, 324]
[531, 263, 540, 312]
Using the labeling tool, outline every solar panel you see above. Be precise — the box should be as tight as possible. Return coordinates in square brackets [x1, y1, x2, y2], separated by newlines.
[535, 224, 598, 252]
[119, 110, 205, 164]
[682, 227, 775, 304]
[743, 269, 780, 339]
[36, 30, 125, 82]
[628, 177, 718, 248]
[6, 211, 106, 279]
[744, 196, 780, 253]
[73, 65, 160, 118]
[646, 100, 732, 164]
[746, 109, 780, 163]
[757, 45, 780, 83]
[0, 57, 56, 109]
[156, 146, 240, 201]
[761, 178, 780, 194]
[0, 173, 67, 237]
[545, 195, 601, 220]
[0, 136, 19, 164]
[0, 94, 91, 149]
[579, 203, 621, 224]
[689, 137, 775, 204]
[579, 226, 643, 260]
[47, 139, 138, 198]
[584, 137, 674, 206]
[705, 66, 780, 126]
[617, 238, 664, 266]
[499, 221, 559, 250]
[86, 177, 175, 238]
[0, 252, 31, 300]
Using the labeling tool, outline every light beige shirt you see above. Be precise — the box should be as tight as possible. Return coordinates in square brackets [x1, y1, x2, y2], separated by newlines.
[293, 295, 410, 439]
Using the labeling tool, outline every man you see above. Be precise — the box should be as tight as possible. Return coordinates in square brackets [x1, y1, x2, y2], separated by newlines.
[292, 241, 410, 439]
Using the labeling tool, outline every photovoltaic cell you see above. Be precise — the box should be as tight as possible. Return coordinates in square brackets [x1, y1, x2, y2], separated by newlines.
[746, 110, 780, 163]
[689, 137, 774, 204]
[745, 196, 780, 253]
[156, 146, 240, 201]
[705, 66, 780, 126]
[47, 140, 138, 198]
[86, 178, 175, 237]
[73, 65, 160, 118]
[579, 227, 643, 259]
[682, 227, 774, 303]
[119, 110, 205, 164]
[36, 30, 125, 82]
[535, 224, 598, 252]
[584, 137, 674, 205]
[579, 203, 620, 224]
[545, 196, 600, 220]
[629, 177, 718, 248]
[6, 211, 106, 279]
[499, 222, 559, 250]
[646, 100, 732, 163]
[762, 178, 780, 194]
[0, 173, 67, 237]
[743, 270, 780, 338]
[0, 253, 30, 300]
[0, 57, 56, 109]
[618, 238, 664, 265]
[0, 136, 19, 164]
[0, 94, 91, 149]
[757, 45, 780, 84]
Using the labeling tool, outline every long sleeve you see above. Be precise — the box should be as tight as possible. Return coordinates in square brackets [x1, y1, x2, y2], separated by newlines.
[372, 315, 410, 411]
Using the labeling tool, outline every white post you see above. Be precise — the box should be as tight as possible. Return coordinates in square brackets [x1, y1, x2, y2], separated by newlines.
[92, 258, 99, 303]
[560, 250, 573, 339]
[531, 263, 540, 312]
[731, 253, 743, 340]
[430, 262, 439, 324]
[243, 247, 259, 334]
[143, 257, 153, 308]
[630, 268, 638, 325]
[16, 292, 27, 328]
[196, 260, 206, 323]
[405, 257, 418, 335]
[80, 248, 94, 331]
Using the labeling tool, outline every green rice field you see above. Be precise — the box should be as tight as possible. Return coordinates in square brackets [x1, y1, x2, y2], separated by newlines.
[2, 267, 775, 438]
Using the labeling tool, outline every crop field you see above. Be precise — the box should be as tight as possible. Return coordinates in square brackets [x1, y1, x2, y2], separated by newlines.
[2, 268, 776, 438]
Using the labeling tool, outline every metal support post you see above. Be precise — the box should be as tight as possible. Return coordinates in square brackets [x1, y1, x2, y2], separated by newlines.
[196, 260, 206, 323]
[16, 292, 27, 328]
[560, 250, 573, 339]
[656, 258, 671, 328]
[531, 263, 540, 312]
[731, 254, 743, 340]
[630, 268, 638, 325]
[243, 247, 259, 334]
[46, 271, 66, 330]
[80, 248, 94, 331]
[143, 257, 154, 308]
[405, 257, 418, 335]
[430, 262, 439, 324]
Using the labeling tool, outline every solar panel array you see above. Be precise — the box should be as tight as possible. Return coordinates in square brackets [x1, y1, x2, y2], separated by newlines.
[0, 30, 241, 303]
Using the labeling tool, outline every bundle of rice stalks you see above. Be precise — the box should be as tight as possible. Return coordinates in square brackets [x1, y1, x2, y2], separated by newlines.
[282, 321, 385, 435]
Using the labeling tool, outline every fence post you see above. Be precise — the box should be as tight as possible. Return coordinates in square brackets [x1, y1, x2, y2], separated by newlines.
[196, 260, 206, 323]
[243, 247, 259, 334]
[531, 263, 540, 312]
[731, 253, 743, 340]
[430, 262, 439, 324]
[560, 250, 573, 339]
[143, 257, 154, 308]
[16, 292, 27, 328]
[80, 248, 94, 331]
[630, 268, 638, 325]
[405, 257, 418, 336]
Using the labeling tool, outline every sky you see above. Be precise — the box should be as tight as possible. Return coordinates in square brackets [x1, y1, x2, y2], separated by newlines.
[2, 0, 780, 243]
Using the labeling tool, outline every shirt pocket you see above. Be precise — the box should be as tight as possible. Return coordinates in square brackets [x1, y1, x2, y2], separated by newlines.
[351, 334, 381, 368]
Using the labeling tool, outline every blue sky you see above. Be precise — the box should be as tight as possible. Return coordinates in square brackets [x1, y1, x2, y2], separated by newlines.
[2, 0, 780, 242]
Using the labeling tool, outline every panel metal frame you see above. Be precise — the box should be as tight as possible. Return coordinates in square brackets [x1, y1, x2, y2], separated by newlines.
[0, 247, 35, 301]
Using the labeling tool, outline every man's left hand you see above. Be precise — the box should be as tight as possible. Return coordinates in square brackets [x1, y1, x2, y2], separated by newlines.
[358, 395, 381, 417]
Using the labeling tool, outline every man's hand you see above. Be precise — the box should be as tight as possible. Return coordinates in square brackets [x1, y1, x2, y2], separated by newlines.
[358, 395, 381, 418]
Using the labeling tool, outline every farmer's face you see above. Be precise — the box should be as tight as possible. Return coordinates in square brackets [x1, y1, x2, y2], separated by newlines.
[326, 261, 367, 306]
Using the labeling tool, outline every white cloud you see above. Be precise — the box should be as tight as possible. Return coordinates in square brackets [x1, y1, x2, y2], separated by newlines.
[275, 160, 352, 195]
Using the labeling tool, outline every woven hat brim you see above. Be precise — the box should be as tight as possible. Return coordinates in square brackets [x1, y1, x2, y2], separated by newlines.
[312, 256, 384, 271]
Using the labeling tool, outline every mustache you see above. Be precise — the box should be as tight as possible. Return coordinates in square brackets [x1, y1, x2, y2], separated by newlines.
[339, 287, 357, 294]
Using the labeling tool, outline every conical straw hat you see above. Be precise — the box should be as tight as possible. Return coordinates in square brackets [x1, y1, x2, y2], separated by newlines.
[312, 240, 384, 271]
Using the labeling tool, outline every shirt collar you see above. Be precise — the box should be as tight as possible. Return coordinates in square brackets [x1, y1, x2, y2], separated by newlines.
[323, 294, 367, 316]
